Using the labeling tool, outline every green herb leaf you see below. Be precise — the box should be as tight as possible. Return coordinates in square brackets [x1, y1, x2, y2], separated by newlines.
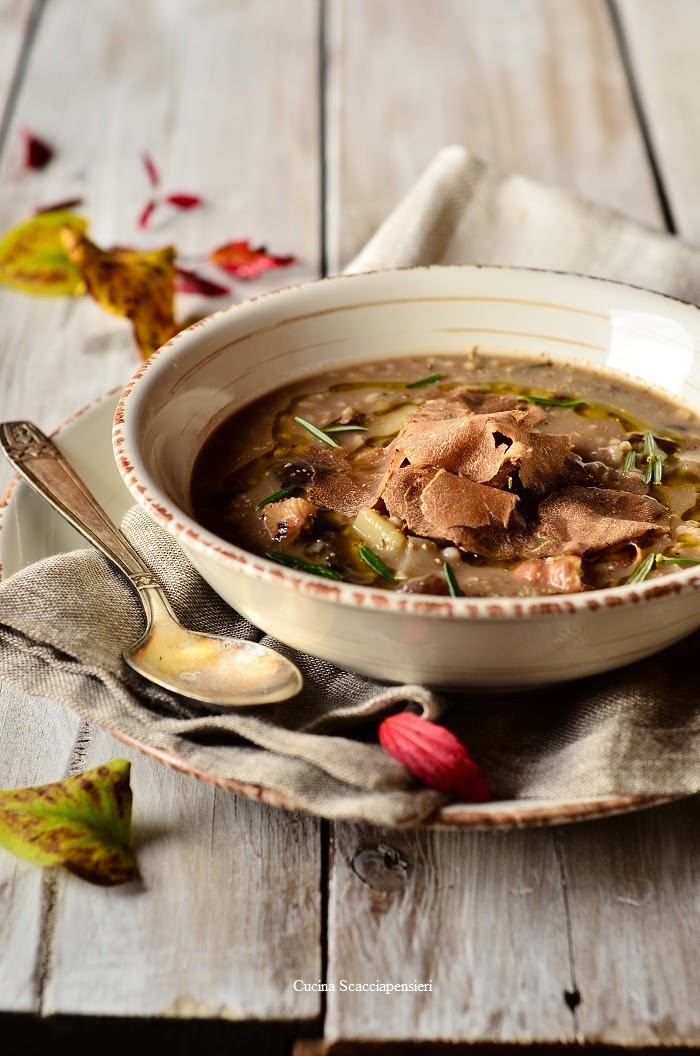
[655, 554, 700, 567]
[358, 542, 396, 582]
[264, 550, 341, 579]
[622, 448, 637, 473]
[405, 373, 445, 389]
[521, 394, 583, 408]
[0, 760, 136, 886]
[324, 424, 368, 433]
[641, 430, 666, 485]
[443, 562, 463, 597]
[255, 484, 299, 510]
[294, 416, 341, 448]
[623, 552, 656, 585]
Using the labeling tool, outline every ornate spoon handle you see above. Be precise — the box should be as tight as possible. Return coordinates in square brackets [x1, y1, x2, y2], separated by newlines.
[0, 421, 157, 588]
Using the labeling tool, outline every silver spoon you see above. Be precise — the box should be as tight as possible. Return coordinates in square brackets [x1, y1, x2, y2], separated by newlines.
[0, 422, 303, 707]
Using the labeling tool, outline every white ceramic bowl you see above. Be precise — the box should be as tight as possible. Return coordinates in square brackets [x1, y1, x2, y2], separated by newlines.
[113, 265, 700, 689]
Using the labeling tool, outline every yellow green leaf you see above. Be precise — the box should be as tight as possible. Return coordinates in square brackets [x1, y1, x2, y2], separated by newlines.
[0, 211, 88, 295]
[61, 228, 178, 359]
[0, 759, 137, 886]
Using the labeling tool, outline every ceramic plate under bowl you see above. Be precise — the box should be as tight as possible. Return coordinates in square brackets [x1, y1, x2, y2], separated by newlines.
[0, 391, 676, 828]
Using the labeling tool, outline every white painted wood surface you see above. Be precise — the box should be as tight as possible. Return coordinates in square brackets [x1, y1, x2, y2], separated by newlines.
[0, 0, 699, 1047]
[0, 686, 78, 1013]
[324, 0, 662, 275]
[327, 826, 574, 1044]
[616, 0, 700, 243]
[0, 0, 322, 1025]
[45, 727, 321, 1019]
[0, 0, 34, 112]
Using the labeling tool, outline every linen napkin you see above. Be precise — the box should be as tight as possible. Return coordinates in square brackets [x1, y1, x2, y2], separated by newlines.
[1, 144, 700, 826]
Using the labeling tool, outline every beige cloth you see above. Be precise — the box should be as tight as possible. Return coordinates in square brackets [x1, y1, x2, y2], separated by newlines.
[1, 145, 699, 824]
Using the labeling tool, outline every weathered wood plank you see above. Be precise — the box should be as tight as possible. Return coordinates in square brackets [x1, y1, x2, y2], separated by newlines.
[562, 799, 700, 1045]
[0, 685, 80, 1013]
[326, 827, 573, 1044]
[325, 0, 698, 1046]
[615, 0, 700, 242]
[0, 0, 322, 1024]
[0, 0, 319, 490]
[324, 0, 662, 274]
[44, 729, 321, 1020]
[0, 0, 77, 1017]
[0, 0, 35, 112]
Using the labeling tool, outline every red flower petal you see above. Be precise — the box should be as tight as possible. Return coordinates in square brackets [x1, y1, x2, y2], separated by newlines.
[175, 267, 229, 297]
[209, 239, 296, 279]
[34, 197, 84, 215]
[378, 712, 490, 802]
[142, 153, 160, 188]
[138, 199, 157, 229]
[165, 193, 203, 210]
[21, 129, 54, 170]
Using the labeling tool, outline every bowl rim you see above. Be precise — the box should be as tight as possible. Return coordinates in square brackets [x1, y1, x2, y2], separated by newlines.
[113, 263, 700, 621]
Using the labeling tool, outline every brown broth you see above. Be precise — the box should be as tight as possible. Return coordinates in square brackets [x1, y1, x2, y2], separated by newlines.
[191, 351, 700, 597]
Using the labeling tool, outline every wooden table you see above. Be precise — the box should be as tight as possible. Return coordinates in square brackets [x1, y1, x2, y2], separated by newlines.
[0, 1, 699, 1052]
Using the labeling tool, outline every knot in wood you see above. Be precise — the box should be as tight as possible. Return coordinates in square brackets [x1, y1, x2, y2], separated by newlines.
[351, 843, 411, 893]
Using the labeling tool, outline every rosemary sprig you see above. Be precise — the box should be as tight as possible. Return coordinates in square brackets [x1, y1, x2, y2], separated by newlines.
[264, 551, 341, 580]
[623, 551, 700, 585]
[294, 416, 341, 449]
[358, 543, 396, 582]
[621, 448, 637, 474]
[654, 554, 700, 568]
[623, 552, 656, 585]
[255, 484, 298, 510]
[520, 394, 584, 408]
[642, 430, 666, 485]
[443, 562, 463, 597]
[324, 424, 368, 433]
[405, 373, 445, 389]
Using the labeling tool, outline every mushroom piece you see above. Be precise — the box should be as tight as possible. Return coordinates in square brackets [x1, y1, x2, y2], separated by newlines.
[262, 496, 317, 543]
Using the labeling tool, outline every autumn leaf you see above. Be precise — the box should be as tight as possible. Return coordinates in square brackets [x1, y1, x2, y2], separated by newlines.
[209, 239, 296, 279]
[0, 211, 88, 296]
[21, 128, 54, 170]
[175, 266, 229, 297]
[0, 759, 137, 886]
[34, 197, 84, 216]
[164, 193, 203, 211]
[61, 228, 178, 358]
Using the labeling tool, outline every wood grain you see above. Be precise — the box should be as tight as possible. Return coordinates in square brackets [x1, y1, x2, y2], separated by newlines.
[562, 799, 700, 1045]
[326, 826, 573, 1045]
[0, 0, 320, 490]
[0, 685, 80, 1012]
[616, 0, 700, 243]
[44, 728, 321, 1020]
[325, 0, 699, 1046]
[324, 0, 662, 273]
[0, 0, 323, 1025]
[0, 0, 35, 113]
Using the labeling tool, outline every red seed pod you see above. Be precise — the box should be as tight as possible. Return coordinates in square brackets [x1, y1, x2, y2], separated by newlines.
[378, 712, 489, 802]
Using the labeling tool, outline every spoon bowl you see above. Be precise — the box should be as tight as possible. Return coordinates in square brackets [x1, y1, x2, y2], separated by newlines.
[0, 421, 303, 708]
[126, 586, 302, 706]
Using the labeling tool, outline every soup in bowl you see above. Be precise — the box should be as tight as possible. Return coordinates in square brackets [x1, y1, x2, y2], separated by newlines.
[113, 266, 700, 688]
